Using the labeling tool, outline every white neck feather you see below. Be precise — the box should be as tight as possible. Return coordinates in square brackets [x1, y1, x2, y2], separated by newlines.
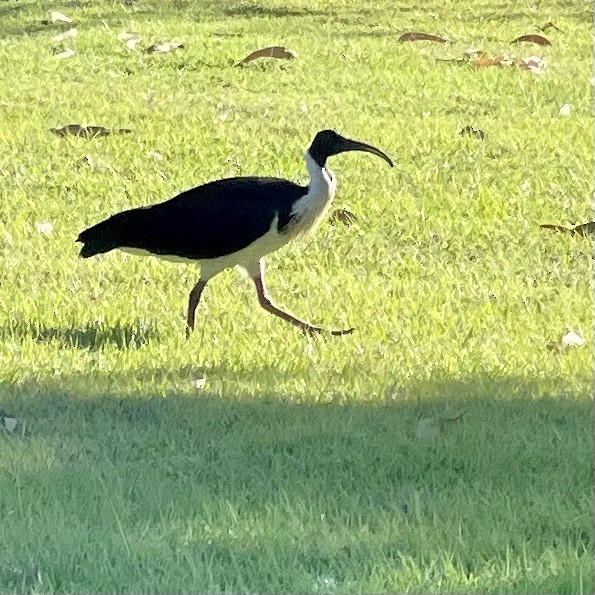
[287, 152, 337, 237]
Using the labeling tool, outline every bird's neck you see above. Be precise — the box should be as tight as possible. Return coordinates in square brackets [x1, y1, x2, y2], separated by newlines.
[287, 152, 336, 236]
[305, 150, 334, 189]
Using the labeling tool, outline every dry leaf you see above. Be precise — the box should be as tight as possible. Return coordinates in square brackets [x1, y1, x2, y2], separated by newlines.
[36, 222, 54, 235]
[559, 103, 571, 116]
[3, 417, 17, 432]
[329, 208, 359, 226]
[54, 47, 75, 59]
[518, 55, 548, 75]
[569, 222, 595, 236]
[147, 42, 184, 53]
[473, 52, 514, 68]
[472, 53, 547, 74]
[43, 10, 72, 24]
[50, 124, 132, 138]
[240, 46, 298, 64]
[399, 31, 448, 43]
[459, 125, 485, 140]
[125, 38, 140, 50]
[540, 221, 595, 237]
[194, 377, 206, 389]
[52, 27, 77, 42]
[147, 151, 163, 161]
[561, 330, 585, 348]
[511, 34, 551, 46]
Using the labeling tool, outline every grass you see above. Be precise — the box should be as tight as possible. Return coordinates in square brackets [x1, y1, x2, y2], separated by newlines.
[0, 0, 593, 592]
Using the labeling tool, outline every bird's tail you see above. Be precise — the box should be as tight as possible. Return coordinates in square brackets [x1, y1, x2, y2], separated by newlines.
[77, 208, 147, 258]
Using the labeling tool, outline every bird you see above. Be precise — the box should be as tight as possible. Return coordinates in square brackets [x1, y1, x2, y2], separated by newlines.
[77, 129, 393, 337]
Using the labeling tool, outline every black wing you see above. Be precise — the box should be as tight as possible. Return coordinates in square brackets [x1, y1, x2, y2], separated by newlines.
[78, 177, 307, 259]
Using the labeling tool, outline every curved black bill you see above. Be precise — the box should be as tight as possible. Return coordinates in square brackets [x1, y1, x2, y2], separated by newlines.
[340, 138, 394, 167]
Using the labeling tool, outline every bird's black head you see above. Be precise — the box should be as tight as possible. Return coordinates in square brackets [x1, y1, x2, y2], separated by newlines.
[308, 129, 394, 169]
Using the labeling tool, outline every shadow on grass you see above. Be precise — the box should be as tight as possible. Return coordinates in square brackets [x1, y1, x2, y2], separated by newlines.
[0, 320, 161, 350]
[1, 0, 591, 41]
[221, 2, 327, 18]
[0, 368, 592, 592]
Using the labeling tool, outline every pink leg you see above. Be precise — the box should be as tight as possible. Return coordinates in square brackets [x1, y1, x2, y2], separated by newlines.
[186, 279, 208, 337]
[251, 262, 354, 337]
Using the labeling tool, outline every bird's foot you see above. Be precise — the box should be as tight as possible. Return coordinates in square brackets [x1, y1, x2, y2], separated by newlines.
[330, 327, 355, 336]
[301, 324, 355, 337]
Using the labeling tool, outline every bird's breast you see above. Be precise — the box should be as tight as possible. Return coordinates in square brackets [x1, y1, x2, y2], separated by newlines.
[288, 167, 336, 237]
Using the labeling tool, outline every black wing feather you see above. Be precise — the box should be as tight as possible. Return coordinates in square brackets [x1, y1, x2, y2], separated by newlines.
[78, 177, 307, 259]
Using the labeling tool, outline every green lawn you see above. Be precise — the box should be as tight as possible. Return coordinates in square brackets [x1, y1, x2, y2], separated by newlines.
[0, 0, 593, 593]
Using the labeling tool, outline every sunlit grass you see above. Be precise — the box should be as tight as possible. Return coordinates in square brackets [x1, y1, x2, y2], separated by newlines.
[0, 0, 593, 592]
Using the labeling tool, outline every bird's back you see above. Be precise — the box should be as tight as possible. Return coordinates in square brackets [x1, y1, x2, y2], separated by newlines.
[78, 177, 307, 260]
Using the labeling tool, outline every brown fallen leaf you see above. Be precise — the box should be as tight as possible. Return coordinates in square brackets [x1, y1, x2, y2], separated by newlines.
[512, 34, 551, 46]
[540, 222, 595, 237]
[459, 125, 485, 140]
[472, 52, 547, 74]
[52, 27, 77, 42]
[42, 10, 72, 24]
[570, 222, 595, 236]
[239, 46, 298, 64]
[146, 42, 184, 53]
[399, 31, 448, 43]
[329, 209, 359, 226]
[50, 124, 132, 138]
[517, 55, 548, 74]
[473, 52, 514, 68]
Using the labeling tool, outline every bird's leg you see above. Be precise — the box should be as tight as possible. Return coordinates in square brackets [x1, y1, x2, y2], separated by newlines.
[251, 261, 354, 337]
[186, 279, 208, 338]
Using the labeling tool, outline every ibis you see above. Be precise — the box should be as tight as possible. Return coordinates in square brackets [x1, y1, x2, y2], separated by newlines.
[77, 129, 393, 336]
